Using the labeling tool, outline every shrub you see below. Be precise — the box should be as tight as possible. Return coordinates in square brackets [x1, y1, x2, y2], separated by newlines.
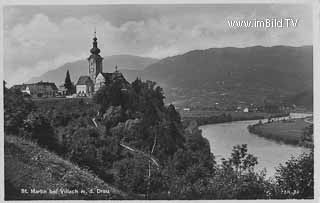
[4, 82, 34, 134]
[23, 113, 59, 151]
[274, 151, 314, 199]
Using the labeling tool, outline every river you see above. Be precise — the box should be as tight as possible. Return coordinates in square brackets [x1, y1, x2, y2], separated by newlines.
[199, 113, 312, 178]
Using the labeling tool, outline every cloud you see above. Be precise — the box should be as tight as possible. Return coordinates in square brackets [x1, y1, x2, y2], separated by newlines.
[3, 5, 312, 86]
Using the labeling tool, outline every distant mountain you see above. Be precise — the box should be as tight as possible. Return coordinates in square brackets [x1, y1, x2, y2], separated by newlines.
[27, 55, 158, 85]
[140, 46, 313, 108]
[284, 90, 313, 110]
[28, 46, 313, 109]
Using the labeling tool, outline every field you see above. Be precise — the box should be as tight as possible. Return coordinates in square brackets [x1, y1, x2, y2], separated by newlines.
[181, 110, 281, 119]
[248, 117, 313, 147]
[180, 110, 288, 125]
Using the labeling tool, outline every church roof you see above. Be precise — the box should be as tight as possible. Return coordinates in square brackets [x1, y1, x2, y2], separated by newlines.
[77, 76, 94, 86]
[101, 72, 113, 80]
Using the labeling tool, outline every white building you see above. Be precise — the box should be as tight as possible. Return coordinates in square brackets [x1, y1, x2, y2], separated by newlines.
[21, 86, 31, 95]
[57, 84, 67, 96]
[95, 72, 113, 92]
[76, 76, 94, 97]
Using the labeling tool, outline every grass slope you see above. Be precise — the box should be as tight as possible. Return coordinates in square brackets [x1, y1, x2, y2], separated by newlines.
[181, 110, 287, 125]
[248, 118, 312, 147]
[4, 135, 129, 200]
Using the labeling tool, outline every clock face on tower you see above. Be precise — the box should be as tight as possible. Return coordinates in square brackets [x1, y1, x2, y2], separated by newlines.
[89, 56, 102, 79]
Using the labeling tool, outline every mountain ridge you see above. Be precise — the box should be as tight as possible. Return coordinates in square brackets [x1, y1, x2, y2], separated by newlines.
[27, 45, 312, 108]
[140, 45, 312, 108]
[27, 55, 158, 85]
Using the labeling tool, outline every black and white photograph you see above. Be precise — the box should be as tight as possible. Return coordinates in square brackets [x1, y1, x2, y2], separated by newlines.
[1, 1, 318, 201]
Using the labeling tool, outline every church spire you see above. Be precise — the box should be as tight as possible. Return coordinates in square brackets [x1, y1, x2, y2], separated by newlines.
[90, 28, 100, 55]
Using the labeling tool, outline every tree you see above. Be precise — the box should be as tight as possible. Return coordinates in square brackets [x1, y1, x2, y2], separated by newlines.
[94, 77, 129, 113]
[167, 104, 181, 124]
[211, 144, 270, 199]
[301, 124, 313, 145]
[229, 144, 258, 176]
[23, 113, 59, 151]
[64, 70, 73, 95]
[274, 151, 314, 199]
[4, 81, 34, 134]
[113, 156, 150, 194]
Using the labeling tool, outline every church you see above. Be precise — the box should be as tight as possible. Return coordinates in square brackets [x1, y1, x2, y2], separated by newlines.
[76, 31, 125, 97]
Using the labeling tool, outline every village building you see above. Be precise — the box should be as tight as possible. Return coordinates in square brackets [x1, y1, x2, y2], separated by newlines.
[76, 76, 94, 97]
[57, 84, 68, 96]
[22, 86, 31, 95]
[95, 72, 112, 92]
[11, 81, 58, 98]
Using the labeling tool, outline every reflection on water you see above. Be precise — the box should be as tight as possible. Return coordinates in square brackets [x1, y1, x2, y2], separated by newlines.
[200, 113, 311, 178]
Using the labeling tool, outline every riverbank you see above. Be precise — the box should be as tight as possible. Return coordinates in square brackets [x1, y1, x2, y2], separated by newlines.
[248, 117, 313, 148]
[181, 110, 288, 126]
[199, 114, 310, 178]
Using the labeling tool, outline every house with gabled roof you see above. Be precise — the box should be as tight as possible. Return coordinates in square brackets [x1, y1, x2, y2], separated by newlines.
[76, 76, 94, 97]
[11, 81, 58, 98]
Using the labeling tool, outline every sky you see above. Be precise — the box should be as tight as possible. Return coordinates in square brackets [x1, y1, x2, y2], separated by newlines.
[3, 4, 313, 86]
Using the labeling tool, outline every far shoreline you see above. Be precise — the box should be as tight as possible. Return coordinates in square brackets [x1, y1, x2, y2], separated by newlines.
[181, 111, 290, 126]
[247, 116, 313, 148]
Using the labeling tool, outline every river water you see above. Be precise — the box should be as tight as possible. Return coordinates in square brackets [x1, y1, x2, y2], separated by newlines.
[199, 113, 312, 178]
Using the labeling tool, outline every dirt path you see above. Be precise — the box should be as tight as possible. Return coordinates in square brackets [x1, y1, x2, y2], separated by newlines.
[119, 143, 160, 169]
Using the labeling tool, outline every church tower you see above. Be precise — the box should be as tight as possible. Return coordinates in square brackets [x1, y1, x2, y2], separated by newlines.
[88, 30, 103, 83]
